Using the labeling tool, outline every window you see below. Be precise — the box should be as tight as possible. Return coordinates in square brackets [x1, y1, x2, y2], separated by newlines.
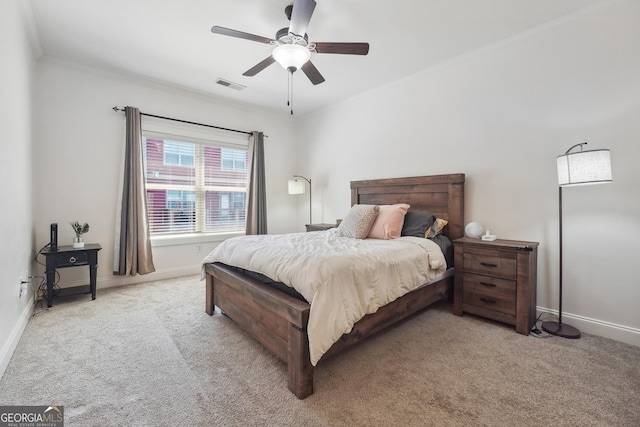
[143, 135, 248, 235]
[221, 147, 245, 171]
[163, 140, 195, 166]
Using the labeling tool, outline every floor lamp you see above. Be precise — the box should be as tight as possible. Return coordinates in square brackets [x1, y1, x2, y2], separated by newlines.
[288, 175, 312, 224]
[542, 142, 612, 339]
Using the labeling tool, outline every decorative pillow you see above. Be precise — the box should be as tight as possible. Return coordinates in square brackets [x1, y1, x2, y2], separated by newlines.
[367, 203, 410, 239]
[337, 204, 380, 239]
[401, 211, 436, 237]
[425, 218, 449, 238]
[430, 234, 454, 268]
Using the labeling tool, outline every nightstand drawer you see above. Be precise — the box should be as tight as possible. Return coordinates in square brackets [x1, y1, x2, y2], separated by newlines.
[462, 273, 516, 299]
[462, 250, 517, 279]
[55, 251, 89, 267]
[463, 290, 516, 316]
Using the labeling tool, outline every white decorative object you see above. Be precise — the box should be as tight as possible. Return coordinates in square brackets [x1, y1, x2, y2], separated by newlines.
[73, 236, 84, 248]
[465, 221, 483, 238]
[481, 229, 497, 241]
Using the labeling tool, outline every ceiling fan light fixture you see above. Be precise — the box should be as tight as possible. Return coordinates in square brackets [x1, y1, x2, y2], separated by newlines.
[272, 44, 310, 72]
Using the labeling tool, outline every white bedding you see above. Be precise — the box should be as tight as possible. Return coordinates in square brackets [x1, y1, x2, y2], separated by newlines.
[201, 229, 447, 365]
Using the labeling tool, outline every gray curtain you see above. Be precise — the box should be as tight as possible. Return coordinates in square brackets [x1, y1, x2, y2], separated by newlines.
[246, 131, 267, 235]
[113, 106, 156, 275]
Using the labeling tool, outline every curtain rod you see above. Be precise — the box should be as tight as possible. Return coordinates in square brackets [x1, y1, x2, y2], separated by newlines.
[112, 106, 257, 136]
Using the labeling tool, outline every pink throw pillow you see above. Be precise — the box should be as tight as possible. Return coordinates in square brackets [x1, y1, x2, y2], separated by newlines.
[367, 203, 410, 239]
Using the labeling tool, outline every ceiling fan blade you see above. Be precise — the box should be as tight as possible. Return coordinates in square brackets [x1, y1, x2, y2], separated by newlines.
[243, 56, 276, 77]
[314, 42, 369, 55]
[211, 26, 274, 44]
[301, 61, 325, 85]
[289, 0, 316, 37]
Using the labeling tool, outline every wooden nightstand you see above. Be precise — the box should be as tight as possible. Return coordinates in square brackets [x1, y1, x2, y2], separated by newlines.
[305, 223, 336, 232]
[453, 237, 538, 335]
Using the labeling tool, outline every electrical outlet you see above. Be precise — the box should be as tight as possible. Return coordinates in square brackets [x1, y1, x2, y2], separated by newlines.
[19, 280, 29, 297]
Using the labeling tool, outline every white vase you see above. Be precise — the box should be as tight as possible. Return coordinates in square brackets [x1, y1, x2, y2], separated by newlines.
[73, 236, 84, 248]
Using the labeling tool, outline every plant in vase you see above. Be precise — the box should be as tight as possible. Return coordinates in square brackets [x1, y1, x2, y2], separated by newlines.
[71, 221, 89, 248]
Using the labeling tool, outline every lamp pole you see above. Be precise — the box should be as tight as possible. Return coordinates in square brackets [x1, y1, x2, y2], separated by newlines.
[558, 185, 564, 326]
[292, 175, 312, 224]
[541, 184, 581, 338]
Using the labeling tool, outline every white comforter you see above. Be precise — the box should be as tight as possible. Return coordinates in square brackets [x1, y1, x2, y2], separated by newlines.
[201, 229, 447, 365]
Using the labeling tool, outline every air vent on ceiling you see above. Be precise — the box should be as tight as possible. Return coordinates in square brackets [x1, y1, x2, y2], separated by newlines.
[215, 78, 246, 91]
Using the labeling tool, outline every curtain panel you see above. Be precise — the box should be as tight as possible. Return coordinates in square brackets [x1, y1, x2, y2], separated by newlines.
[246, 131, 267, 235]
[113, 106, 156, 275]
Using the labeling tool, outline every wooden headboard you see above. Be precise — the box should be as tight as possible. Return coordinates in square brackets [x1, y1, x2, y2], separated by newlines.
[350, 174, 465, 240]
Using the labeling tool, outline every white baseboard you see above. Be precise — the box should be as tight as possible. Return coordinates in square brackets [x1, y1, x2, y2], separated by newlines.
[54, 265, 202, 290]
[97, 265, 201, 289]
[0, 299, 34, 380]
[537, 307, 640, 347]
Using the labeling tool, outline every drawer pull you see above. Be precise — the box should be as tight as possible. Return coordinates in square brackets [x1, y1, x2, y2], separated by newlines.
[480, 281, 497, 288]
[480, 262, 498, 268]
[480, 297, 497, 304]
[69, 256, 77, 263]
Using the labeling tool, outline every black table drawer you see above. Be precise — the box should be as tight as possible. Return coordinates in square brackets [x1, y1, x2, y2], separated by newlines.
[55, 251, 89, 267]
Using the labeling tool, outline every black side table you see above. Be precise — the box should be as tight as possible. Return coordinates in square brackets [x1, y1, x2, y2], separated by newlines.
[41, 243, 102, 307]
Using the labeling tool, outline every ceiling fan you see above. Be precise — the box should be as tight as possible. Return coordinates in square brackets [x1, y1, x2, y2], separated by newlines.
[211, 0, 369, 112]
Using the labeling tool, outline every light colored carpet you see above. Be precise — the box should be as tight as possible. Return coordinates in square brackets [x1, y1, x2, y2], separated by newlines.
[0, 275, 638, 426]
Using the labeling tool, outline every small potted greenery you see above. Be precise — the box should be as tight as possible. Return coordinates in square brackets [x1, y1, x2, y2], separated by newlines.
[71, 221, 90, 248]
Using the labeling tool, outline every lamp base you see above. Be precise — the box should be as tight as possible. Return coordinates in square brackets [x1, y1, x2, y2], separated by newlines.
[541, 321, 581, 339]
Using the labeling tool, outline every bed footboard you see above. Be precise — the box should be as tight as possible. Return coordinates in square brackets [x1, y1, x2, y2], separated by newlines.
[205, 263, 314, 398]
[205, 263, 452, 399]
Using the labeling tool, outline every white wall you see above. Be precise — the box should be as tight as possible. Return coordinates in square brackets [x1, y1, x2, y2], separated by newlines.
[32, 58, 300, 289]
[296, 0, 640, 345]
[0, 0, 37, 375]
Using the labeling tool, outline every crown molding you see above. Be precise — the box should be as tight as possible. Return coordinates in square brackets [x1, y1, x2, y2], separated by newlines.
[18, 0, 43, 58]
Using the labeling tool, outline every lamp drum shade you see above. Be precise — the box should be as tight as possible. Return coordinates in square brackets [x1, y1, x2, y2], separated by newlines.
[288, 179, 306, 194]
[557, 149, 612, 186]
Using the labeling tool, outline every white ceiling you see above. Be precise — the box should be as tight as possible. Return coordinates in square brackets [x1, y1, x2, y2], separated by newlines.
[27, 0, 601, 116]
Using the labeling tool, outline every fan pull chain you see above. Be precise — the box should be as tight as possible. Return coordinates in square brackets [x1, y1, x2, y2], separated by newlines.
[287, 71, 291, 111]
[288, 69, 294, 115]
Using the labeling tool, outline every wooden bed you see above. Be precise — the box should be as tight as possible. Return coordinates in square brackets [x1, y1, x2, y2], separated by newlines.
[204, 174, 465, 399]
